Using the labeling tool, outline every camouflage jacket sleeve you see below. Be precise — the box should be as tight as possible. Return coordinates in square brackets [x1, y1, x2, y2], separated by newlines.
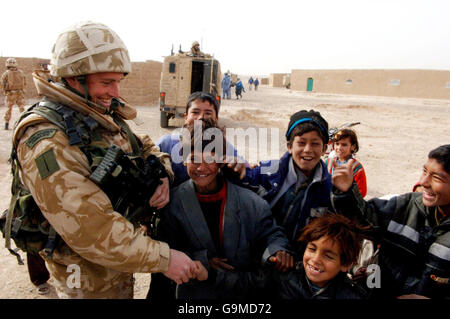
[17, 122, 170, 274]
[137, 134, 174, 183]
[0, 71, 7, 93]
[21, 70, 26, 89]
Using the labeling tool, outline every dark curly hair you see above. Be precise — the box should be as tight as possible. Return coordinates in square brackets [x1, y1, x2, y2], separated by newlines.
[298, 214, 371, 267]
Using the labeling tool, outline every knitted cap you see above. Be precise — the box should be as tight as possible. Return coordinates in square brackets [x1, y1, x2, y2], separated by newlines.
[285, 109, 329, 143]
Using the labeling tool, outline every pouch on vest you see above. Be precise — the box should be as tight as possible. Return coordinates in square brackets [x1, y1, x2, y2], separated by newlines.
[1, 152, 59, 265]
[0, 195, 57, 259]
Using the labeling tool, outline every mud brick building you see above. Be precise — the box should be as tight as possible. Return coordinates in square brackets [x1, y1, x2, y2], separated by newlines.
[269, 73, 288, 88]
[290, 69, 450, 100]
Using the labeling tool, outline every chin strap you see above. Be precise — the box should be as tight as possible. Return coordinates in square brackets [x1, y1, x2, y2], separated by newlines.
[109, 97, 124, 113]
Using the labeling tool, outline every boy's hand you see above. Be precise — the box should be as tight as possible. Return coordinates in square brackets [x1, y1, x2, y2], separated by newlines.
[209, 257, 235, 271]
[224, 157, 247, 179]
[268, 250, 294, 272]
[331, 159, 355, 192]
[351, 267, 368, 283]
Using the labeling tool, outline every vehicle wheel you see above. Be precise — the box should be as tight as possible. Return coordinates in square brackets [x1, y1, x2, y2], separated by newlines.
[160, 111, 169, 128]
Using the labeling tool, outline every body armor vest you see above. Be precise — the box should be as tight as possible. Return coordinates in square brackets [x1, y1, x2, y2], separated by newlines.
[1, 98, 163, 264]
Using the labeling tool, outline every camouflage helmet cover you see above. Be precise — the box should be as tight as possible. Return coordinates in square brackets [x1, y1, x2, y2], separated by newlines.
[50, 21, 132, 78]
[192, 41, 199, 47]
[6, 58, 17, 68]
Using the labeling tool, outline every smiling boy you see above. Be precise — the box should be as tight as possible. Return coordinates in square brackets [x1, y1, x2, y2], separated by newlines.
[156, 91, 247, 187]
[244, 109, 333, 248]
[158, 119, 293, 299]
[276, 214, 369, 299]
[331, 144, 450, 299]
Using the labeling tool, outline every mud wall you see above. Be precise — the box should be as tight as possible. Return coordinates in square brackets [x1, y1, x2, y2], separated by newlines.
[269, 73, 288, 87]
[290, 69, 450, 100]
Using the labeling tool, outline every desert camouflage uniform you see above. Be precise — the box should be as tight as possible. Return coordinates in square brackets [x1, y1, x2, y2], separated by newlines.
[12, 22, 174, 299]
[1, 68, 26, 122]
[14, 75, 174, 299]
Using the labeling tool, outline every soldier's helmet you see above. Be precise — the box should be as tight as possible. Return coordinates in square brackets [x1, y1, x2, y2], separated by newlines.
[50, 21, 131, 78]
[5, 58, 17, 68]
[192, 41, 200, 47]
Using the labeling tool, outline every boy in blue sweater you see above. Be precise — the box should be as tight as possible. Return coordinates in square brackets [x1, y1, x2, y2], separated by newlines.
[156, 91, 247, 187]
[244, 109, 333, 252]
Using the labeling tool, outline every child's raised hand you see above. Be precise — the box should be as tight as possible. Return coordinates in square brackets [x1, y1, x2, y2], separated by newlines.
[331, 158, 355, 192]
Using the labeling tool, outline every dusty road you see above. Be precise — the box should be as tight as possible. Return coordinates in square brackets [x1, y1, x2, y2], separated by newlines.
[0, 85, 449, 298]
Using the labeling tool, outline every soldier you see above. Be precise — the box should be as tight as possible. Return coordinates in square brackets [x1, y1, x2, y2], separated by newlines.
[1, 58, 26, 130]
[11, 21, 205, 298]
[190, 40, 205, 57]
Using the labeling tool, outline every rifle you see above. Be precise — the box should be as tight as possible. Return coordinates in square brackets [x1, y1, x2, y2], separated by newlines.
[90, 144, 168, 236]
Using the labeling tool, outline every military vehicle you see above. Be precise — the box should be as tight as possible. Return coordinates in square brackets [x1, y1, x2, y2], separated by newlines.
[159, 49, 222, 128]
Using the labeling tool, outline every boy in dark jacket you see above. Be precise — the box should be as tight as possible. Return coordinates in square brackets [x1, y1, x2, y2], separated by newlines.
[158, 119, 294, 299]
[331, 144, 450, 299]
[156, 91, 247, 187]
[276, 214, 370, 299]
[244, 110, 332, 251]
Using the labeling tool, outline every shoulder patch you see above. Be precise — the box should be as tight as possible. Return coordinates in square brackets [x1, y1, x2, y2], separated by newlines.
[26, 129, 57, 150]
[35, 148, 60, 179]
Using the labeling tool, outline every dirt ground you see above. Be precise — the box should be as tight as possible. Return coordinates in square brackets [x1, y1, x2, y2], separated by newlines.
[0, 85, 448, 298]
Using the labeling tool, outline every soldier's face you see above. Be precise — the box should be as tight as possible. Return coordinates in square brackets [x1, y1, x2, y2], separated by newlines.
[185, 99, 217, 125]
[86, 73, 124, 109]
[67, 72, 124, 109]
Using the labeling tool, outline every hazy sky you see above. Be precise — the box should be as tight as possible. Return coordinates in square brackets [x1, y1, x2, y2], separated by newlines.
[1, 0, 449, 75]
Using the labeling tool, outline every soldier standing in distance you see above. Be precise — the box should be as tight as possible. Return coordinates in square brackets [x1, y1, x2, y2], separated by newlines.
[11, 21, 206, 298]
[1, 58, 26, 130]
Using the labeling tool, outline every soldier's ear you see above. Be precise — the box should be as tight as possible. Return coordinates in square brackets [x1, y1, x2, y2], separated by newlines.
[65, 77, 78, 87]
[65, 77, 85, 92]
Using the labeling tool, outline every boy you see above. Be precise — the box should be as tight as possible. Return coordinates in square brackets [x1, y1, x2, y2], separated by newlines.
[276, 214, 370, 299]
[156, 91, 247, 187]
[158, 119, 293, 299]
[331, 144, 450, 299]
[148, 92, 248, 300]
[244, 109, 332, 249]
